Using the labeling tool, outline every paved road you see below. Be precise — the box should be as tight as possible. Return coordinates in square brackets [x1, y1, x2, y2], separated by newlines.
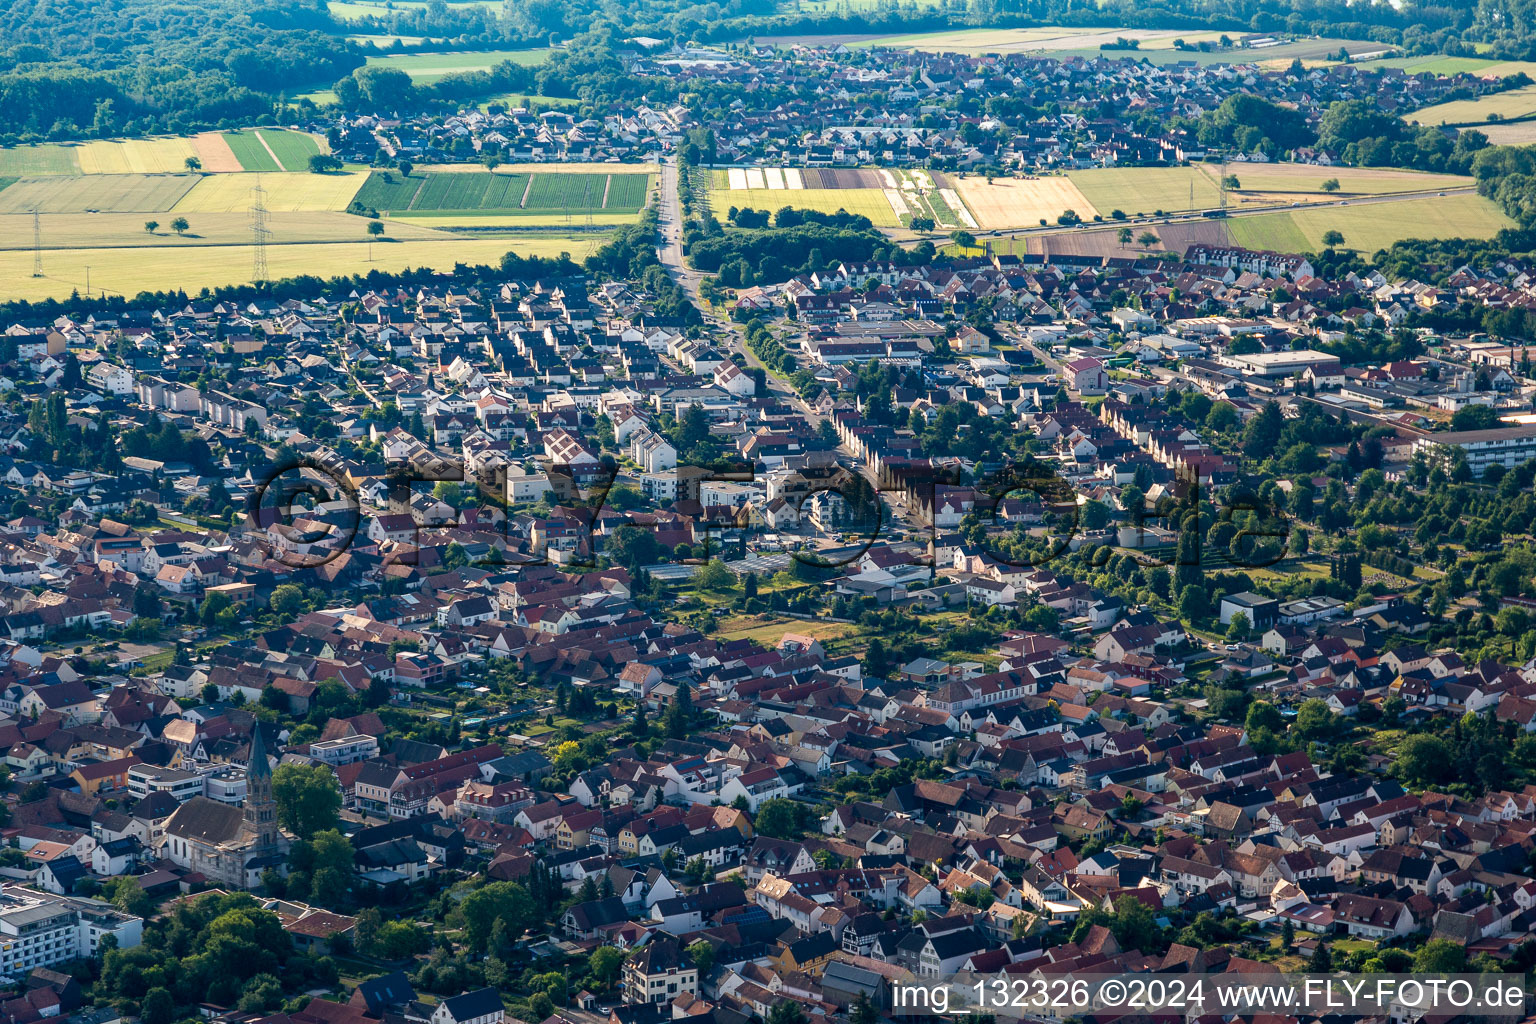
[654, 161, 932, 534]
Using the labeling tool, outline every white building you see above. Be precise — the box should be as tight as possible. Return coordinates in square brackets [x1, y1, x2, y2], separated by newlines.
[0, 885, 142, 976]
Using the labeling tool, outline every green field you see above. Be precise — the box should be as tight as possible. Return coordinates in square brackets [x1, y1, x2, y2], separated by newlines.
[355, 169, 652, 215]
[363, 48, 551, 82]
[708, 187, 901, 226]
[1408, 84, 1536, 125]
[1226, 193, 1514, 251]
[258, 130, 322, 170]
[1068, 166, 1222, 215]
[327, 0, 502, 20]
[222, 131, 281, 172]
[0, 145, 82, 176]
[0, 174, 198, 214]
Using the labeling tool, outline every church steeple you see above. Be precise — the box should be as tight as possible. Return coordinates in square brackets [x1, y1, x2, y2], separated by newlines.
[243, 725, 278, 850]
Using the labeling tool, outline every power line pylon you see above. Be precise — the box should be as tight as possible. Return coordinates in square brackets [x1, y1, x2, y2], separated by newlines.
[251, 177, 271, 285]
[31, 209, 42, 278]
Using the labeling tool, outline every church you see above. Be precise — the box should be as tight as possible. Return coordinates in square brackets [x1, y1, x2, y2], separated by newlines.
[160, 728, 288, 888]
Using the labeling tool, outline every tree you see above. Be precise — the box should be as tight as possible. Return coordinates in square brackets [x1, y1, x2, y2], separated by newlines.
[142, 988, 176, 1024]
[767, 1000, 806, 1024]
[1225, 611, 1250, 641]
[1310, 943, 1332, 972]
[1394, 733, 1454, 787]
[692, 558, 736, 592]
[1293, 698, 1334, 741]
[951, 229, 976, 249]
[460, 882, 534, 952]
[589, 946, 625, 990]
[1246, 701, 1284, 734]
[1281, 918, 1294, 951]
[144, 220, 159, 234]
[851, 993, 879, 1024]
[1117, 227, 1133, 244]
[170, 216, 189, 236]
[1412, 937, 1467, 973]
[687, 940, 715, 975]
[397, 159, 414, 178]
[185, 156, 202, 173]
[270, 584, 305, 618]
[755, 798, 802, 839]
[1321, 229, 1345, 248]
[1321, 178, 1340, 192]
[1137, 231, 1158, 248]
[1451, 403, 1499, 431]
[271, 763, 342, 840]
[607, 524, 660, 571]
[308, 153, 343, 173]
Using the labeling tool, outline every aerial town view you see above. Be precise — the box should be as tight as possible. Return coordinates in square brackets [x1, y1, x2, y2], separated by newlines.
[10, 0, 1536, 1021]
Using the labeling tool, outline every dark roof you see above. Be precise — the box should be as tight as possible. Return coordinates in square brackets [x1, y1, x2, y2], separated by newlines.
[438, 988, 502, 1023]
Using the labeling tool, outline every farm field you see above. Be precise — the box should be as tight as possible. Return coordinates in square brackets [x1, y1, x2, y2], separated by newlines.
[708, 187, 902, 226]
[173, 172, 368, 213]
[0, 174, 198, 214]
[953, 174, 1098, 228]
[1226, 193, 1515, 251]
[258, 130, 323, 170]
[393, 212, 643, 227]
[1407, 83, 1536, 125]
[353, 168, 652, 215]
[2, 235, 598, 303]
[1478, 121, 1536, 144]
[363, 48, 551, 82]
[1207, 162, 1473, 195]
[849, 26, 1227, 53]
[0, 211, 455, 251]
[0, 145, 81, 176]
[1358, 55, 1536, 78]
[0, 132, 320, 176]
[1068, 166, 1222, 215]
[222, 131, 282, 172]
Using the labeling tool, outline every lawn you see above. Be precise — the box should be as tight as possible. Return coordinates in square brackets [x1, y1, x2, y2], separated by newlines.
[707, 186, 901, 226]
[1226, 193, 1514, 251]
[222, 130, 282, 172]
[1, 234, 601, 302]
[0, 144, 81, 176]
[257, 130, 323, 171]
[1408, 83, 1536, 125]
[0, 173, 199, 214]
[173, 171, 368, 213]
[1068, 166, 1222, 215]
[363, 48, 551, 82]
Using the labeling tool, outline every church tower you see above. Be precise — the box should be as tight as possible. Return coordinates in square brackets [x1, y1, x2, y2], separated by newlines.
[243, 726, 279, 851]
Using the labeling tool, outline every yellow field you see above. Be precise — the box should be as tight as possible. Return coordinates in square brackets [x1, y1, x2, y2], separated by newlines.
[1477, 122, 1536, 144]
[173, 172, 367, 213]
[953, 174, 1099, 228]
[0, 211, 457, 250]
[1068, 166, 1223, 214]
[1206, 162, 1472, 195]
[3, 236, 599, 302]
[709, 187, 901, 226]
[393, 212, 644, 227]
[0, 174, 197, 214]
[76, 137, 202, 175]
[1408, 84, 1536, 125]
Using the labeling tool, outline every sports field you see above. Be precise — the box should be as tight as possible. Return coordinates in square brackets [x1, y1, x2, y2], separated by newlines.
[1408, 84, 1536, 125]
[1225, 193, 1514, 251]
[710, 187, 902, 226]
[0, 174, 198, 214]
[3, 235, 599, 303]
[1068, 166, 1224, 215]
[953, 175, 1098, 228]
